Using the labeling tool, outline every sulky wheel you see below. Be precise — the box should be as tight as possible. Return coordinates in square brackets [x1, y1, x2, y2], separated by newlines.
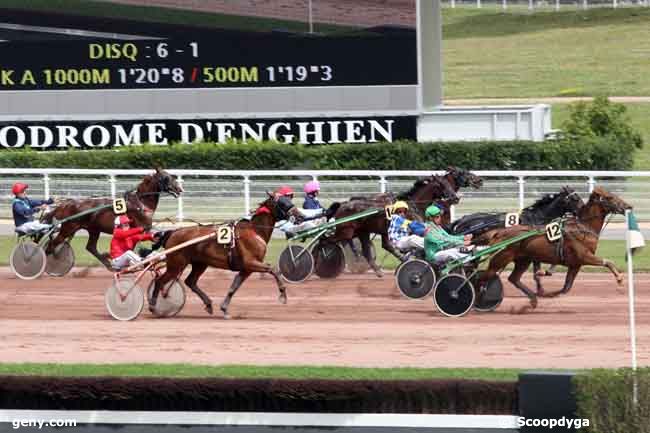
[10, 241, 47, 280]
[313, 242, 346, 279]
[45, 242, 75, 277]
[472, 272, 504, 312]
[395, 259, 436, 300]
[278, 245, 314, 284]
[344, 238, 377, 274]
[105, 277, 144, 321]
[434, 274, 475, 317]
[147, 279, 186, 318]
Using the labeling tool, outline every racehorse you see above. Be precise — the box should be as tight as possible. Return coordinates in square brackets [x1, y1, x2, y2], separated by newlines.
[328, 175, 460, 276]
[439, 166, 484, 225]
[149, 194, 302, 319]
[42, 168, 183, 268]
[475, 187, 631, 310]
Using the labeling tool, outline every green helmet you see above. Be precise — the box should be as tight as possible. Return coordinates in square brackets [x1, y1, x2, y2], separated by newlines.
[425, 204, 442, 218]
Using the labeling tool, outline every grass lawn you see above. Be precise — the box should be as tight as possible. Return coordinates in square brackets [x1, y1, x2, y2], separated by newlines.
[0, 363, 534, 381]
[551, 102, 650, 170]
[443, 7, 650, 98]
[0, 235, 645, 271]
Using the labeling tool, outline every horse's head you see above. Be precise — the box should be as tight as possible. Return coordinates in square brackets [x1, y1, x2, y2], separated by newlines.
[557, 186, 584, 215]
[124, 191, 153, 229]
[589, 186, 632, 215]
[152, 167, 184, 198]
[431, 175, 460, 206]
[256, 192, 302, 222]
[446, 166, 483, 189]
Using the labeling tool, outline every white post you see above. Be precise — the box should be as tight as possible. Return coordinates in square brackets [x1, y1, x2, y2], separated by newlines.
[477, 0, 482, 8]
[243, 175, 251, 215]
[613, 0, 618, 7]
[450, 204, 456, 222]
[587, 176, 596, 193]
[109, 175, 116, 199]
[176, 175, 184, 222]
[555, 0, 560, 11]
[308, 0, 313, 33]
[43, 173, 50, 200]
[518, 176, 525, 210]
[503, 0, 508, 9]
[451, 0, 456, 8]
[379, 176, 387, 193]
[529, 0, 534, 10]
[625, 209, 639, 405]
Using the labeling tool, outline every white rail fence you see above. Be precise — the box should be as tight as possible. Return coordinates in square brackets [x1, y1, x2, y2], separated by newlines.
[1, 169, 649, 224]
[445, 0, 649, 10]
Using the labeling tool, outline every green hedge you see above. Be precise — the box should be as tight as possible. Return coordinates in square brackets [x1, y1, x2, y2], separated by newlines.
[0, 136, 637, 170]
[574, 368, 650, 433]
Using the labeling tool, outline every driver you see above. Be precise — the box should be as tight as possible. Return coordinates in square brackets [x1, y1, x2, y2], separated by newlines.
[274, 185, 335, 238]
[110, 215, 158, 269]
[423, 204, 473, 264]
[387, 201, 427, 256]
[11, 182, 54, 235]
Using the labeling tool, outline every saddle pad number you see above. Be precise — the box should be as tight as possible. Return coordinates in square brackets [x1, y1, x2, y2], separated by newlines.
[545, 222, 562, 242]
[217, 226, 233, 245]
[505, 213, 519, 227]
[112, 198, 127, 215]
[385, 205, 394, 220]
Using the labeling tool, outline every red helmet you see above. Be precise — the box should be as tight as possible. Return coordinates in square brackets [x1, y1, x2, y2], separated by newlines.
[276, 186, 294, 197]
[114, 215, 131, 226]
[12, 183, 28, 195]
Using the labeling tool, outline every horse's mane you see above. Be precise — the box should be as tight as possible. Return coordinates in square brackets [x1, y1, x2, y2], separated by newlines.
[525, 192, 560, 211]
[397, 176, 439, 200]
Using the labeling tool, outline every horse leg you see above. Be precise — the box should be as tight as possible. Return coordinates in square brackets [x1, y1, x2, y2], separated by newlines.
[361, 232, 383, 278]
[86, 230, 111, 268]
[150, 265, 181, 312]
[381, 233, 404, 261]
[577, 249, 624, 285]
[45, 223, 75, 255]
[508, 258, 538, 309]
[220, 271, 252, 320]
[184, 263, 214, 314]
[541, 266, 581, 298]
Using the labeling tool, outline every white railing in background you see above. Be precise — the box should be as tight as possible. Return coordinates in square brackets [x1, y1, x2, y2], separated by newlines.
[444, 0, 649, 10]
[1, 169, 649, 223]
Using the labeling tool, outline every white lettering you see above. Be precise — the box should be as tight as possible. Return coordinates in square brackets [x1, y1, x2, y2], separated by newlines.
[56, 125, 81, 148]
[327, 121, 341, 143]
[215, 123, 236, 143]
[83, 125, 110, 147]
[0, 126, 25, 148]
[114, 123, 142, 146]
[345, 120, 366, 143]
[268, 122, 292, 144]
[146, 123, 167, 145]
[28, 126, 54, 149]
[179, 122, 204, 143]
[368, 120, 393, 142]
[240, 122, 264, 142]
[297, 121, 325, 145]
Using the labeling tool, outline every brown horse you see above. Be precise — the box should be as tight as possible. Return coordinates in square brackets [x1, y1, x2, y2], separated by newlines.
[150, 194, 302, 319]
[329, 175, 459, 276]
[476, 187, 631, 310]
[42, 168, 183, 268]
[440, 166, 484, 225]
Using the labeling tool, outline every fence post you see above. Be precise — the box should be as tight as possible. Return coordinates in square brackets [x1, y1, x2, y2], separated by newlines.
[308, 0, 313, 33]
[587, 176, 596, 193]
[518, 176, 526, 210]
[555, 0, 560, 11]
[583, 0, 588, 9]
[450, 204, 456, 222]
[243, 175, 251, 215]
[503, 0, 507, 9]
[477, 0, 481, 8]
[176, 175, 184, 222]
[43, 173, 50, 200]
[613, 0, 618, 7]
[529, 0, 534, 10]
[379, 176, 387, 193]
[109, 175, 116, 199]
[450, 0, 456, 8]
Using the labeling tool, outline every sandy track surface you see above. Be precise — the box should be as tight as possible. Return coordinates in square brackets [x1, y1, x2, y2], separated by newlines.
[1, 268, 648, 368]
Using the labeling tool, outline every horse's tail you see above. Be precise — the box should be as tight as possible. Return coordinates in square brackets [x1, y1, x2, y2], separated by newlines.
[153, 230, 175, 251]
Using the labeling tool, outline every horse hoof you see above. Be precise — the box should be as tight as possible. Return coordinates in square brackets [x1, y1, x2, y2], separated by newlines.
[279, 293, 287, 304]
[205, 303, 214, 315]
[530, 297, 538, 309]
[374, 269, 384, 278]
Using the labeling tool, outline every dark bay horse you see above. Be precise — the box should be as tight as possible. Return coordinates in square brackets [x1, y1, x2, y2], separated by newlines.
[150, 194, 302, 319]
[475, 187, 631, 310]
[329, 175, 459, 276]
[439, 166, 484, 225]
[42, 168, 183, 268]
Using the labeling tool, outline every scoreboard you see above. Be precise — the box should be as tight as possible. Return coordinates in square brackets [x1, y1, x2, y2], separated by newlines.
[0, 35, 416, 90]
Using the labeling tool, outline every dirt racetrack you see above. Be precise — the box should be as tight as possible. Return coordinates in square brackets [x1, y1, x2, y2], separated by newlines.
[1, 268, 649, 368]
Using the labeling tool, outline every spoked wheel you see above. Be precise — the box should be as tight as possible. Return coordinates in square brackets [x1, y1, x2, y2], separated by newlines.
[10, 241, 47, 280]
[313, 242, 346, 279]
[472, 272, 504, 312]
[343, 238, 377, 274]
[434, 274, 475, 317]
[146, 279, 186, 318]
[105, 277, 144, 321]
[45, 242, 75, 277]
[395, 259, 436, 300]
[278, 245, 314, 284]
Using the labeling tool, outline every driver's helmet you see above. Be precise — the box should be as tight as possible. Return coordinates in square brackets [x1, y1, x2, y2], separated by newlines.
[114, 215, 132, 226]
[303, 180, 320, 194]
[425, 204, 442, 218]
[12, 183, 28, 195]
[392, 201, 409, 213]
[276, 186, 294, 199]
